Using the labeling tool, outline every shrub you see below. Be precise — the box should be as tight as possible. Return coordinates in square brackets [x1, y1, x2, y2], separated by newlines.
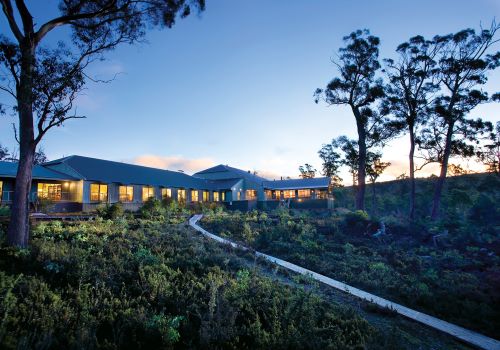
[96, 202, 124, 220]
[0, 206, 10, 217]
[342, 210, 371, 235]
[140, 198, 166, 220]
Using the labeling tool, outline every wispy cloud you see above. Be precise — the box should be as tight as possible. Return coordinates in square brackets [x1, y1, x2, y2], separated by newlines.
[131, 154, 215, 174]
[254, 169, 282, 180]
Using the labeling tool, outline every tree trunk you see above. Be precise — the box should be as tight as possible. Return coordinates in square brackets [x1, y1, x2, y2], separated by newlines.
[431, 121, 454, 220]
[353, 106, 366, 211]
[409, 125, 416, 220]
[371, 181, 376, 215]
[7, 41, 36, 248]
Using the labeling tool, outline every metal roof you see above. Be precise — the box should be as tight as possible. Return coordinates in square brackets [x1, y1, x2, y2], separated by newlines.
[44, 155, 223, 189]
[207, 178, 243, 190]
[194, 164, 269, 183]
[263, 177, 331, 190]
[0, 161, 78, 181]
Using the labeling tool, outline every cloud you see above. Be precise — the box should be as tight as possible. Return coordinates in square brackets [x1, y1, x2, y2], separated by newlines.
[254, 169, 282, 180]
[131, 155, 215, 174]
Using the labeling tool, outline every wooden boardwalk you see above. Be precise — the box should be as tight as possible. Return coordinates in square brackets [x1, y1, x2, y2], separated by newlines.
[189, 214, 500, 350]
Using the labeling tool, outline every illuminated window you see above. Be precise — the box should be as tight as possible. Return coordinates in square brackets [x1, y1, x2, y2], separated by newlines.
[142, 186, 155, 201]
[177, 189, 186, 201]
[298, 189, 311, 198]
[283, 190, 295, 199]
[264, 190, 272, 199]
[90, 183, 108, 202]
[246, 189, 257, 200]
[316, 190, 328, 199]
[162, 188, 172, 199]
[0, 181, 3, 202]
[275, 190, 281, 199]
[203, 191, 209, 202]
[119, 186, 134, 202]
[237, 191, 241, 200]
[221, 191, 226, 201]
[37, 183, 62, 201]
[191, 190, 199, 202]
[213, 192, 219, 202]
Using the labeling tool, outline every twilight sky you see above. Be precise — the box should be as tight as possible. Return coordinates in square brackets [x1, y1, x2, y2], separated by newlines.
[1, 0, 499, 182]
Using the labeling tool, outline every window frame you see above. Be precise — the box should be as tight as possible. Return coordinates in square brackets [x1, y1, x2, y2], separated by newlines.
[142, 186, 155, 202]
[162, 188, 172, 200]
[119, 185, 134, 202]
[191, 190, 199, 202]
[177, 189, 186, 202]
[202, 190, 209, 202]
[298, 189, 311, 198]
[90, 183, 108, 202]
[246, 189, 257, 200]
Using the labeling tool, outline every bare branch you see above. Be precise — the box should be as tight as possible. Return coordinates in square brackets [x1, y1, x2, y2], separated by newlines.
[0, 0, 23, 41]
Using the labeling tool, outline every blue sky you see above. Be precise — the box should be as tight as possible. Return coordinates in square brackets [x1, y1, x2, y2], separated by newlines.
[1, 0, 499, 181]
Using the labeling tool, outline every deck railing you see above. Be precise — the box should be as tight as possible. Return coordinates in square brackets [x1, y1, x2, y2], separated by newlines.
[0, 191, 74, 203]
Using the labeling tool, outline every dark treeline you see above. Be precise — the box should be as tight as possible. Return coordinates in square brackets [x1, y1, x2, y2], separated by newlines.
[311, 23, 500, 220]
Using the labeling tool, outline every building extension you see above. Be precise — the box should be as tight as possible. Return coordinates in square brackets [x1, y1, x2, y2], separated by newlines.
[0, 155, 333, 212]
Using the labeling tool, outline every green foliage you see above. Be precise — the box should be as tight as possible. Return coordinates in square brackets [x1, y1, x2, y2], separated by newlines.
[0, 217, 378, 349]
[343, 210, 371, 234]
[0, 206, 10, 217]
[140, 198, 166, 220]
[96, 202, 125, 220]
[201, 198, 500, 339]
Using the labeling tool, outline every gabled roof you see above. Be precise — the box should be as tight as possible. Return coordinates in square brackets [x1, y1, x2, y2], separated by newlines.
[207, 178, 243, 190]
[0, 161, 78, 181]
[43, 155, 212, 188]
[194, 164, 269, 183]
[263, 177, 331, 190]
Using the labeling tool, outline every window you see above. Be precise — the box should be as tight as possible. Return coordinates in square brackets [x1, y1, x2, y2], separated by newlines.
[275, 190, 281, 199]
[191, 190, 199, 202]
[246, 189, 257, 200]
[203, 191, 209, 202]
[283, 190, 295, 199]
[316, 190, 328, 199]
[221, 191, 226, 201]
[264, 190, 272, 199]
[38, 183, 62, 201]
[142, 186, 155, 201]
[213, 192, 219, 202]
[0, 181, 3, 202]
[298, 189, 311, 198]
[237, 191, 241, 200]
[177, 189, 186, 202]
[119, 186, 134, 202]
[90, 183, 108, 202]
[162, 188, 172, 200]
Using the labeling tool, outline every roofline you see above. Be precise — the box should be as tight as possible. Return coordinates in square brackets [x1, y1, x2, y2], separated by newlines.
[45, 155, 199, 179]
[0, 174, 76, 181]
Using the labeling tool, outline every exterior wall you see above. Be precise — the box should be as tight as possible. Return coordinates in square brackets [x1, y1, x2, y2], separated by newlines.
[0, 177, 83, 213]
[256, 198, 334, 210]
[223, 200, 258, 211]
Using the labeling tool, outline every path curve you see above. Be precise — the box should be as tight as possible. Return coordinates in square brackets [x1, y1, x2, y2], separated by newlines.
[189, 214, 500, 350]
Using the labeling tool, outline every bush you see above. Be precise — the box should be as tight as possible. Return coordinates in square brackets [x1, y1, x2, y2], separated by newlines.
[140, 198, 166, 220]
[342, 210, 371, 235]
[96, 202, 124, 220]
[0, 206, 10, 217]
[0, 218, 377, 349]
